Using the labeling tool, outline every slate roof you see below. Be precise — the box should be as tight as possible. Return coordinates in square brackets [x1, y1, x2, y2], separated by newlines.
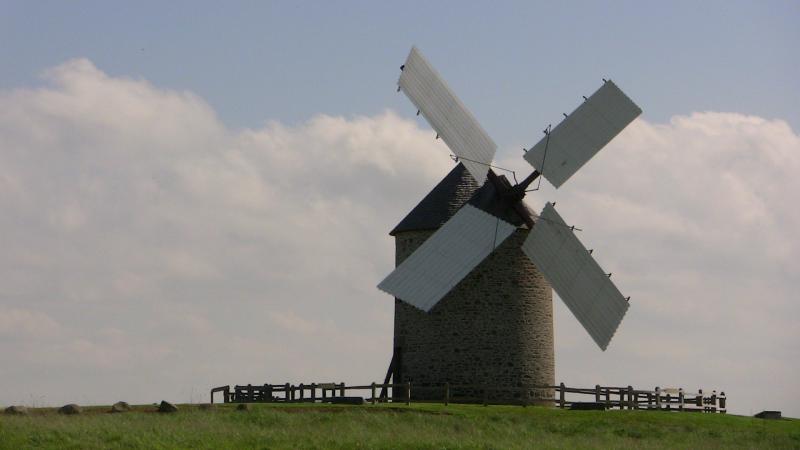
[390, 163, 535, 235]
[390, 163, 480, 236]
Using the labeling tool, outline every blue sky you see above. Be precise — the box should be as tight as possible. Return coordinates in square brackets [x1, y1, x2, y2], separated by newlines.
[1, 1, 798, 416]
[3, 1, 797, 139]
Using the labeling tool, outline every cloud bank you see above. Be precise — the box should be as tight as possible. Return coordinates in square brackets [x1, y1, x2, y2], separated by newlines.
[0, 60, 797, 415]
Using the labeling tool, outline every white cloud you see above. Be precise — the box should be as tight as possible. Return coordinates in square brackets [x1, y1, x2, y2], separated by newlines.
[0, 59, 797, 415]
[0, 307, 62, 338]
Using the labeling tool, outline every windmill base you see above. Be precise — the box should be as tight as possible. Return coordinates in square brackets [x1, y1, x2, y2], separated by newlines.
[392, 229, 555, 405]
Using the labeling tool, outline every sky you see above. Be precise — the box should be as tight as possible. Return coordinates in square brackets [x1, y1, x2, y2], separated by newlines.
[0, 1, 798, 416]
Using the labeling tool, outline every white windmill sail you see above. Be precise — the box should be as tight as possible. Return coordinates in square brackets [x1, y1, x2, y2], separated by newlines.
[399, 46, 497, 184]
[521, 203, 629, 350]
[524, 80, 641, 188]
[378, 204, 515, 312]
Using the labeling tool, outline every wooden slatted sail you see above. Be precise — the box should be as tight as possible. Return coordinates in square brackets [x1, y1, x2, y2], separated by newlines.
[524, 80, 641, 188]
[378, 204, 515, 312]
[398, 46, 497, 184]
[521, 203, 629, 350]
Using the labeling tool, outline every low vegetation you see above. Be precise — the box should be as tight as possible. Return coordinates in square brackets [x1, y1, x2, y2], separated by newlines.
[1, 402, 798, 449]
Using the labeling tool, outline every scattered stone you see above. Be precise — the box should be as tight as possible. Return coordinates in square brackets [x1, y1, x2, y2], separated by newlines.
[158, 401, 178, 413]
[111, 401, 131, 413]
[58, 404, 82, 415]
[755, 410, 782, 420]
[328, 396, 365, 405]
[569, 402, 606, 411]
[236, 403, 250, 411]
[4, 405, 28, 416]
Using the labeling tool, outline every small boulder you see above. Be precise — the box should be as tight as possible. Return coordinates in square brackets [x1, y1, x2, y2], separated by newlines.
[236, 403, 250, 411]
[328, 396, 365, 405]
[158, 401, 178, 413]
[4, 405, 28, 416]
[58, 404, 82, 415]
[111, 401, 131, 413]
[755, 410, 781, 420]
[198, 403, 216, 411]
[569, 402, 606, 411]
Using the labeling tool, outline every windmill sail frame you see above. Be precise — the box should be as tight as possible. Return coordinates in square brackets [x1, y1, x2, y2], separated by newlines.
[524, 80, 641, 188]
[398, 46, 497, 184]
[380, 46, 642, 351]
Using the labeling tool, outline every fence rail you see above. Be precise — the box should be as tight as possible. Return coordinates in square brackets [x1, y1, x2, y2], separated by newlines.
[210, 381, 725, 413]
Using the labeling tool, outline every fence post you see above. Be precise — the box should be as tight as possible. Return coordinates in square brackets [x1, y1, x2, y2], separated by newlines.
[605, 387, 610, 409]
[627, 386, 634, 410]
[445, 382, 450, 406]
[311, 383, 316, 402]
[405, 382, 411, 405]
[559, 382, 566, 409]
[710, 390, 717, 413]
[655, 386, 661, 410]
[340, 382, 345, 398]
[371, 383, 376, 405]
[719, 391, 726, 413]
[697, 389, 703, 408]
[595, 385, 601, 403]
[678, 388, 684, 412]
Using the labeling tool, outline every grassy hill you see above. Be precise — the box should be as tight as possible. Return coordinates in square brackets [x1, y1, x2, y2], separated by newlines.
[1, 402, 798, 449]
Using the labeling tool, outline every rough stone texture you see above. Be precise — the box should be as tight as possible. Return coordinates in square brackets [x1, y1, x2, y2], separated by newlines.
[393, 228, 555, 404]
[4, 405, 28, 415]
[58, 404, 82, 415]
[236, 403, 250, 411]
[111, 401, 130, 413]
[158, 401, 178, 413]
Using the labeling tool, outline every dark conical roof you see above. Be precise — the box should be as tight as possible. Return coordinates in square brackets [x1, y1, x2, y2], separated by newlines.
[390, 163, 480, 236]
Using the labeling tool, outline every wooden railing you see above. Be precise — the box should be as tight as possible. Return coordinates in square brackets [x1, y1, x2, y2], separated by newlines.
[210, 382, 726, 413]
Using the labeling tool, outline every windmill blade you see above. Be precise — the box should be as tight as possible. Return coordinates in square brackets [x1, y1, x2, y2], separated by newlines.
[398, 46, 497, 184]
[378, 204, 515, 312]
[524, 80, 641, 188]
[521, 203, 629, 350]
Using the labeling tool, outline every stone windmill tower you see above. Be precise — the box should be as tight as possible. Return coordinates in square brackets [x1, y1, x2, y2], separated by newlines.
[388, 163, 555, 403]
[378, 47, 641, 404]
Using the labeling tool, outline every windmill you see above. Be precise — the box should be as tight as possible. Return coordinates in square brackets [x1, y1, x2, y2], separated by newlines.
[378, 47, 641, 403]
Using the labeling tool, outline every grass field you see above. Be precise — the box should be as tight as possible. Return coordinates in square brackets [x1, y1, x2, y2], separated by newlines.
[1, 402, 798, 449]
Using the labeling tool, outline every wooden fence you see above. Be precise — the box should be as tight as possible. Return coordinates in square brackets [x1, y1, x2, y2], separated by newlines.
[210, 382, 726, 413]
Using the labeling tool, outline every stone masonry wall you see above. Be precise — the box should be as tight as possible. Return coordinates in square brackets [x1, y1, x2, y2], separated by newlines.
[393, 228, 555, 404]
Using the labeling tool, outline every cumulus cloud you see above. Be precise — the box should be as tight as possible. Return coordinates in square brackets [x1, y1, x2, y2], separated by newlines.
[0, 59, 797, 415]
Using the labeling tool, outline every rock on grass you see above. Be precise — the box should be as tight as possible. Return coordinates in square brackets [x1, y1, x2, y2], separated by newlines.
[158, 401, 178, 413]
[111, 401, 131, 413]
[4, 405, 28, 416]
[59, 404, 82, 415]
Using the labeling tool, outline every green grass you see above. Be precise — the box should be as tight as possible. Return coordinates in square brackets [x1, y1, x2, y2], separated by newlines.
[1, 402, 798, 449]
